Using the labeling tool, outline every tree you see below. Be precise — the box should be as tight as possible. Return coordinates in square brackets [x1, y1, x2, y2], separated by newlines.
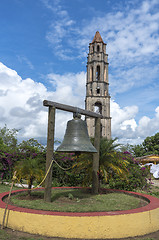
[142, 133, 159, 155]
[0, 127, 19, 181]
[18, 138, 45, 153]
[72, 138, 129, 187]
[15, 156, 44, 195]
[15, 138, 46, 195]
[0, 125, 18, 150]
[120, 143, 135, 155]
[132, 144, 145, 157]
[0, 127, 47, 185]
[133, 132, 159, 157]
[108, 152, 150, 191]
[99, 138, 129, 183]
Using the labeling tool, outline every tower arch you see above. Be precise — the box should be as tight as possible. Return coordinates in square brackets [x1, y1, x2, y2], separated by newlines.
[94, 101, 102, 114]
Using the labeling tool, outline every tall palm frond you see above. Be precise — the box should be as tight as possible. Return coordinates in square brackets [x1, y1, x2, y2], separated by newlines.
[15, 156, 44, 195]
[72, 138, 129, 186]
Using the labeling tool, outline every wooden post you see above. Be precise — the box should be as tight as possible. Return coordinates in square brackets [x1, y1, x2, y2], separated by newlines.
[44, 107, 55, 202]
[92, 117, 101, 194]
[1, 171, 17, 229]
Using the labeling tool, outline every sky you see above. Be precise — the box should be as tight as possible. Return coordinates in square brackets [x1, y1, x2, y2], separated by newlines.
[0, 0, 159, 146]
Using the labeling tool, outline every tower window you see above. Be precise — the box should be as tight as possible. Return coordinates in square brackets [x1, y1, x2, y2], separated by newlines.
[96, 65, 100, 81]
[104, 66, 107, 82]
[100, 123, 102, 137]
[97, 88, 100, 94]
[90, 66, 93, 82]
[94, 102, 102, 114]
[97, 45, 100, 52]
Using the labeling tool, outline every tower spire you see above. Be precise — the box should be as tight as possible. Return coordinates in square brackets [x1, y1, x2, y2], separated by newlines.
[92, 31, 104, 43]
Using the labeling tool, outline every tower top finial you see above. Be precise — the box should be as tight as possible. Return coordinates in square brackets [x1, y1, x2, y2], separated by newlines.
[92, 31, 104, 43]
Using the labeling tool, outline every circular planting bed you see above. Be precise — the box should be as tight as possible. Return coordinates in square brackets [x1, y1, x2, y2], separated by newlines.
[0, 187, 159, 239]
[8, 187, 148, 212]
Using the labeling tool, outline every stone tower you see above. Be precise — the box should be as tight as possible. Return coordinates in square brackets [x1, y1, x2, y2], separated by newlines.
[85, 31, 111, 139]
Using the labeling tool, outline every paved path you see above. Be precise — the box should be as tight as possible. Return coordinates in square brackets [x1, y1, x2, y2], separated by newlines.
[152, 179, 159, 186]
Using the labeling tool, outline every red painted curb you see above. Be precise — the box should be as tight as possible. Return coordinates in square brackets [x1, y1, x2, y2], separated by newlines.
[1, 187, 159, 216]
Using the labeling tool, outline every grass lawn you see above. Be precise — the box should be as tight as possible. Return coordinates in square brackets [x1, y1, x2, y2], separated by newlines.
[0, 183, 19, 193]
[0, 229, 44, 240]
[9, 188, 148, 212]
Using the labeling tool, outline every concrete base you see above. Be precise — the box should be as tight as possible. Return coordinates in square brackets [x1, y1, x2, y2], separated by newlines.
[0, 187, 159, 239]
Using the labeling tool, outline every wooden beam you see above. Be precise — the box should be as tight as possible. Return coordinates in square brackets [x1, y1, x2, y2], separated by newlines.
[92, 117, 101, 194]
[43, 100, 103, 119]
[44, 106, 55, 202]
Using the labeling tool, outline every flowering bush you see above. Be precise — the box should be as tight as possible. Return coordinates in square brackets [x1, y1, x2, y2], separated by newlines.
[52, 152, 83, 186]
[0, 151, 18, 181]
[0, 126, 18, 181]
[108, 152, 150, 191]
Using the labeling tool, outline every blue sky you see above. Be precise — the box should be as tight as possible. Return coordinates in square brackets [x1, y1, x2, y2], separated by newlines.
[0, 0, 159, 146]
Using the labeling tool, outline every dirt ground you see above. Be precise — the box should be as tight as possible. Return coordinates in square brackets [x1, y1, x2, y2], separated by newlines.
[2, 227, 159, 240]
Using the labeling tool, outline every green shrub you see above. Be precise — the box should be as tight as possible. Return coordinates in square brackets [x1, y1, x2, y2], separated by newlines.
[52, 152, 84, 186]
[108, 152, 150, 191]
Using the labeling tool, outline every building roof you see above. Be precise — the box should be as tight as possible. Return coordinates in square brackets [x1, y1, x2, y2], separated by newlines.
[136, 154, 159, 162]
[92, 31, 104, 43]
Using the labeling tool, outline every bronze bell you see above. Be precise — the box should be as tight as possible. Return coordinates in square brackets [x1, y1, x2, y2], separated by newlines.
[56, 114, 97, 153]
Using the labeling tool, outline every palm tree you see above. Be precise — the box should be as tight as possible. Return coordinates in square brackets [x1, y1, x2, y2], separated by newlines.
[99, 138, 129, 182]
[15, 156, 44, 196]
[72, 138, 129, 187]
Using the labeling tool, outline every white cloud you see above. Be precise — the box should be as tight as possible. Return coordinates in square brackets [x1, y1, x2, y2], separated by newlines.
[88, 2, 159, 68]
[43, 0, 159, 101]
[0, 62, 159, 146]
[111, 99, 159, 144]
[137, 107, 159, 138]
[44, 0, 159, 64]
[44, 0, 77, 60]
[120, 119, 137, 132]
[46, 71, 86, 106]
[109, 64, 159, 96]
[1, 0, 159, 146]
[0, 63, 85, 143]
[0, 62, 49, 140]
[17, 56, 34, 70]
[110, 100, 139, 141]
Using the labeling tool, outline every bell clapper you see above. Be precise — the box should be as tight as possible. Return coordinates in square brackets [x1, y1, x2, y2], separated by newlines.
[73, 112, 81, 120]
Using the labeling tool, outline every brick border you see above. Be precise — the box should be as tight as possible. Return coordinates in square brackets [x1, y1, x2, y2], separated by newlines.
[1, 187, 159, 216]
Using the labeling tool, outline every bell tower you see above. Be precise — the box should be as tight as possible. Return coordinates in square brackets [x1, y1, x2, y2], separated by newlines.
[85, 31, 111, 139]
